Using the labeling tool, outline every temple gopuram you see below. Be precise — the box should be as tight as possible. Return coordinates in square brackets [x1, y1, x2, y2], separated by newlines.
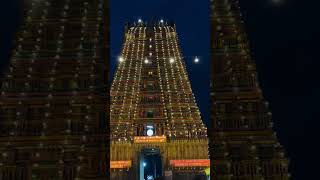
[110, 22, 209, 180]
[210, 0, 290, 179]
[0, 0, 109, 179]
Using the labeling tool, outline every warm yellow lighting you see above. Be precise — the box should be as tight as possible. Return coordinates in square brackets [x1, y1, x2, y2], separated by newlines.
[110, 161, 132, 169]
[134, 136, 166, 143]
[170, 159, 210, 167]
[118, 56, 124, 62]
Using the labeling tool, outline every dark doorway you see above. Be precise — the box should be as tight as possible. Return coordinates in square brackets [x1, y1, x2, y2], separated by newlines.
[140, 148, 162, 180]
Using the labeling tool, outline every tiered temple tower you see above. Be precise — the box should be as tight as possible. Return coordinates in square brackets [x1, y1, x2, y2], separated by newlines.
[110, 22, 209, 179]
[0, 0, 109, 179]
[210, 0, 290, 179]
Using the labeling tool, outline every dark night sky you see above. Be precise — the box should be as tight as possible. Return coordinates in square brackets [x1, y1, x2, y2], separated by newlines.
[1, 0, 320, 179]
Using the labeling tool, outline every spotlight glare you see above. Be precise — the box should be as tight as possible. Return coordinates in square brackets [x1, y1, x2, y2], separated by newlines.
[169, 58, 175, 64]
[194, 57, 200, 63]
[118, 56, 124, 62]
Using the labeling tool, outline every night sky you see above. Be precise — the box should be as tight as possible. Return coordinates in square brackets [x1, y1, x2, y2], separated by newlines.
[1, 0, 319, 179]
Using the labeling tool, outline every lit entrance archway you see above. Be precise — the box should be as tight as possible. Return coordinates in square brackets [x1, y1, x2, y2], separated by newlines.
[139, 148, 162, 180]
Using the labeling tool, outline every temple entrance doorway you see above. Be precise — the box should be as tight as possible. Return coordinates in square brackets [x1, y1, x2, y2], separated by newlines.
[139, 148, 163, 180]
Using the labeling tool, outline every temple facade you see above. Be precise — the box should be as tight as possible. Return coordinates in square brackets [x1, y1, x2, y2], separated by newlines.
[0, 0, 109, 179]
[210, 0, 290, 179]
[110, 22, 209, 180]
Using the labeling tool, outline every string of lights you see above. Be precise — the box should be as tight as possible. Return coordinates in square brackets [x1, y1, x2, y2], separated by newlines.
[211, 0, 290, 179]
[0, 0, 107, 179]
[110, 20, 209, 178]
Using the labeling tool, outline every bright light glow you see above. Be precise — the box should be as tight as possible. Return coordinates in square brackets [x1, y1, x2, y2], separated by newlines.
[118, 56, 124, 62]
[143, 162, 147, 167]
[138, 19, 142, 23]
[160, 19, 164, 23]
[147, 129, 154, 136]
[144, 59, 149, 64]
[194, 57, 200, 63]
[147, 175, 153, 180]
[169, 58, 175, 64]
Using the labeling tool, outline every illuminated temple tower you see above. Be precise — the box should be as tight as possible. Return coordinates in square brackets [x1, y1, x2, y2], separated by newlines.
[211, 0, 290, 179]
[110, 22, 209, 179]
[0, 0, 109, 179]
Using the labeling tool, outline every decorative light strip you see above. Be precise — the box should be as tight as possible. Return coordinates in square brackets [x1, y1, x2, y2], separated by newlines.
[131, 27, 145, 139]
[134, 136, 166, 143]
[169, 159, 210, 167]
[110, 161, 132, 169]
